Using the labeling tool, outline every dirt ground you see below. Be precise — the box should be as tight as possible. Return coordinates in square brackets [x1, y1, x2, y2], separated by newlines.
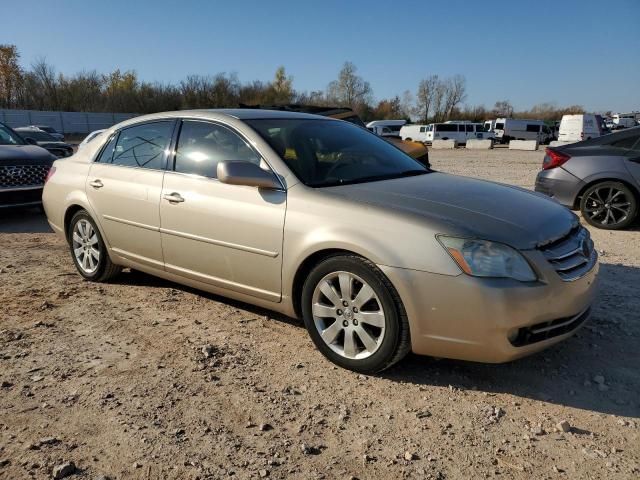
[1, 148, 639, 480]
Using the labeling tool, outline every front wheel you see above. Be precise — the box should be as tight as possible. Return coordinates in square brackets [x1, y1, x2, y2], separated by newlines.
[301, 255, 410, 373]
[580, 181, 637, 230]
[68, 210, 122, 281]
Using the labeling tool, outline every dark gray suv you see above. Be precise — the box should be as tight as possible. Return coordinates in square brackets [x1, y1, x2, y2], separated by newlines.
[535, 127, 640, 229]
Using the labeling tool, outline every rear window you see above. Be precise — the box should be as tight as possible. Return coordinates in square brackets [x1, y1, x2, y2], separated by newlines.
[607, 133, 640, 150]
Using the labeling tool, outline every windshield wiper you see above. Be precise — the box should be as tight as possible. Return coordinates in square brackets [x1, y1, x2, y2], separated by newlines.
[309, 169, 429, 188]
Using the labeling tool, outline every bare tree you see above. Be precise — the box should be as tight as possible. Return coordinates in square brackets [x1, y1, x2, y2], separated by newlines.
[0, 44, 23, 108]
[493, 100, 514, 117]
[415, 74, 439, 123]
[444, 74, 466, 119]
[326, 61, 372, 110]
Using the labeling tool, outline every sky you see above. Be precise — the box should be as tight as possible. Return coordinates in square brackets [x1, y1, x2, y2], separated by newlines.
[2, 0, 639, 112]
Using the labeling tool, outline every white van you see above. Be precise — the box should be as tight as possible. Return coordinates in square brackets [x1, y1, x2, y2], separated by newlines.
[366, 120, 406, 137]
[401, 123, 493, 144]
[612, 113, 637, 129]
[558, 114, 604, 142]
[493, 118, 553, 144]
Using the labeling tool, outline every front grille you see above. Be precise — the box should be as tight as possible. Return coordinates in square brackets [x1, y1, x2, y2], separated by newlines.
[510, 308, 590, 347]
[538, 226, 597, 281]
[0, 164, 50, 189]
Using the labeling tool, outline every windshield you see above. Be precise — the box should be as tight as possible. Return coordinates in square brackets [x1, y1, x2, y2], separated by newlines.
[0, 124, 25, 145]
[19, 130, 56, 142]
[246, 119, 428, 187]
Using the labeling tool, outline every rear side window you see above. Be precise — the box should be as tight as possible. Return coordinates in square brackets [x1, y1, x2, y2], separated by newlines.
[419, 127, 426, 133]
[436, 124, 458, 132]
[174, 120, 261, 178]
[106, 121, 173, 170]
[607, 133, 640, 150]
[526, 124, 540, 132]
[96, 134, 117, 163]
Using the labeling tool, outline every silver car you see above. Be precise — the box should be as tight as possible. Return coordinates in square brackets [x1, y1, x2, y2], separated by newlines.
[536, 127, 640, 229]
[42, 110, 599, 373]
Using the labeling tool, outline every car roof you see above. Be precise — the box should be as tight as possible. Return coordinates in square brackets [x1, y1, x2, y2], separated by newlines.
[187, 108, 329, 120]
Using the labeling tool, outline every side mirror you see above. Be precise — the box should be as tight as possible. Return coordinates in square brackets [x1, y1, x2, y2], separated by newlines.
[24, 137, 38, 146]
[217, 161, 281, 190]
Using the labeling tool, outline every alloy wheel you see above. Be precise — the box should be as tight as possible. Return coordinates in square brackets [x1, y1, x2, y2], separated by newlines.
[311, 271, 386, 360]
[583, 186, 632, 227]
[72, 219, 100, 274]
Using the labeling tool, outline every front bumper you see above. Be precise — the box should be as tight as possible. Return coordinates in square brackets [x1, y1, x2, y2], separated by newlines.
[380, 253, 599, 363]
[535, 168, 584, 209]
[0, 186, 44, 208]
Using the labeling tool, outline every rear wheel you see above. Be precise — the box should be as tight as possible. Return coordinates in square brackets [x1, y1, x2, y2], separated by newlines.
[301, 255, 410, 373]
[580, 181, 637, 230]
[68, 210, 121, 281]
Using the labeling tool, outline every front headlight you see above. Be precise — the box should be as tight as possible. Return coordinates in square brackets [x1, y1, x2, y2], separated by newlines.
[438, 236, 537, 282]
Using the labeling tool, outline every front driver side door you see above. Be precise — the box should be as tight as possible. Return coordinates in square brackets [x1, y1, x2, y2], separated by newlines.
[159, 119, 286, 302]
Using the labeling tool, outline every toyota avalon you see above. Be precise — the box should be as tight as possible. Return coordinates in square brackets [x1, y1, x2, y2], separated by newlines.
[42, 110, 599, 373]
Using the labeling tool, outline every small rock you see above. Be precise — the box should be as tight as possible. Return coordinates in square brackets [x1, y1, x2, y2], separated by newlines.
[201, 344, 215, 358]
[0, 381, 12, 388]
[259, 423, 273, 431]
[133, 462, 142, 469]
[593, 375, 605, 385]
[404, 451, 417, 461]
[416, 410, 431, 419]
[258, 469, 269, 477]
[556, 420, 571, 433]
[531, 425, 545, 436]
[301, 443, 320, 455]
[597, 384, 609, 392]
[52, 461, 76, 479]
[94, 476, 112, 480]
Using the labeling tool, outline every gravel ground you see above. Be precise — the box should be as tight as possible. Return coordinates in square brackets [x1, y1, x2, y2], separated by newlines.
[0, 148, 639, 479]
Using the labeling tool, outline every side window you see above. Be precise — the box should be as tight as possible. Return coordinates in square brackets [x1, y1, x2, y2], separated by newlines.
[466, 124, 474, 132]
[95, 134, 117, 163]
[608, 134, 640, 150]
[419, 126, 426, 133]
[110, 121, 173, 169]
[174, 120, 261, 178]
[526, 124, 540, 132]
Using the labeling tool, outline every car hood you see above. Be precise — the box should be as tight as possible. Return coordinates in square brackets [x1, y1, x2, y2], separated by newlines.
[0, 145, 55, 165]
[325, 172, 578, 250]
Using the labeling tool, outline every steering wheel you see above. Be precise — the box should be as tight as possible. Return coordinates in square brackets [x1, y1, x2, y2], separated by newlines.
[325, 154, 360, 180]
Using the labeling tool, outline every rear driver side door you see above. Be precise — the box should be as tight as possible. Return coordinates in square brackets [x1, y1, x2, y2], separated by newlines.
[87, 121, 175, 269]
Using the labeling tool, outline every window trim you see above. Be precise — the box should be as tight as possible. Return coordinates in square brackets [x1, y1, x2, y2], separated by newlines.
[92, 119, 178, 172]
[167, 118, 285, 190]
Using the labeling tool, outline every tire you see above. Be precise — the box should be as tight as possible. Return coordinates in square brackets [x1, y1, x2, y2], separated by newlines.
[68, 210, 121, 281]
[405, 137, 413, 142]
[301, 254, 410, 373]
[580, 181, 637, 230]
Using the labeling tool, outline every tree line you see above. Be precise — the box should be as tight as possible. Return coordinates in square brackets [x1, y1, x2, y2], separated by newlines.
[0, 44, 584, 123]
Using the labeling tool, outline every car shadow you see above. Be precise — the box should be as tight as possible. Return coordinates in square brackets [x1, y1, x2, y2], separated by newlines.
[382, 262, 640, 419]
[115, 262, 639, 418]
[115, 268, 302, 328]
[0, 208, 52, 233]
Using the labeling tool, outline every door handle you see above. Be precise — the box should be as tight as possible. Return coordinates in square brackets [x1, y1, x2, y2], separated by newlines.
[163, 192, 185, 203]
[89, 179, 104, 189]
